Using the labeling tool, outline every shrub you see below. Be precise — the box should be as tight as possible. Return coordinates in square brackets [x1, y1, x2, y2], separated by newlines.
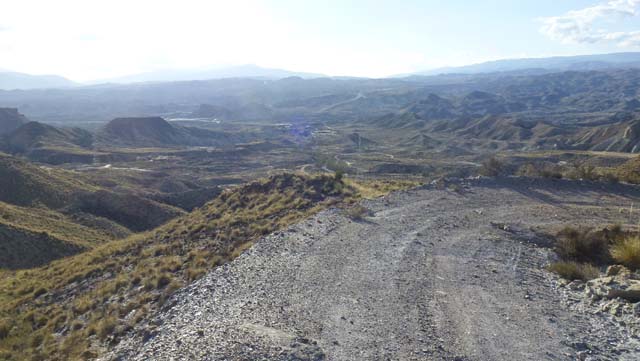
[555, 226, 611, 264]
[479, 157, 504, 177]
[345, 204, 371, 220]
[549, 261, 600, 281]
[611, 237, 640, 270]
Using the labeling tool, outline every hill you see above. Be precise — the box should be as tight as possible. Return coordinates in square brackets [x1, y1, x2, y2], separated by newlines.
[0, 71, 76, 90]
[0, 108, 28, 135]
[98, 117, 246, 147]
[0, 122, 95, 164]
[99, 117, 183, 146]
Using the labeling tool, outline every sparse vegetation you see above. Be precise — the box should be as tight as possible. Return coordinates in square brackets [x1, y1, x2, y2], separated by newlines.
[517, 162, 563, 179]
[548, 261, 600, 281]
[565, 162, 599, 181]
[479, 156, 504, 177]
[549, 225, 639, 280]
[345, 204, 371, 220]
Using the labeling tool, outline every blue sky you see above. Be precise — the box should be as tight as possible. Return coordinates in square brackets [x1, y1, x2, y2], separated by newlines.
[0, 0, 639, 80]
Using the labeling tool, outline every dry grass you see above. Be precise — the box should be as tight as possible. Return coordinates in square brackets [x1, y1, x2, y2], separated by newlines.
[548, 261, 600, 281]
[554, 226, 624, 265]
[548, 225, 635, 280]
[611, 237, 640, 270]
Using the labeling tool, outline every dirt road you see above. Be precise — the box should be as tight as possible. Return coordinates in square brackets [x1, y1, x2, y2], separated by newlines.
[110, 177, 640, 360]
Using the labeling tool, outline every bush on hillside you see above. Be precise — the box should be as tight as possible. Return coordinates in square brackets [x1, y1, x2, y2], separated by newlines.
[479, 157, 504, 177]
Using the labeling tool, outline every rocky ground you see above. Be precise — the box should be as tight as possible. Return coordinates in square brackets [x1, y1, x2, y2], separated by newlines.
[107, 177, 640, 360]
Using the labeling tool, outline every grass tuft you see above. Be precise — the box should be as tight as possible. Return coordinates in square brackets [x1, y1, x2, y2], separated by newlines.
[548, 261, 600, 281]
[611, 237, 640, 270]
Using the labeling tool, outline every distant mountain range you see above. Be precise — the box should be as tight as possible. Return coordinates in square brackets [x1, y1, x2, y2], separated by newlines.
[97, 64, 325, 84]
[3, 53, 640, 90]
[0, 71, 76, 90]
[402, 52, 640, 77]
[0, 65, 324, 90]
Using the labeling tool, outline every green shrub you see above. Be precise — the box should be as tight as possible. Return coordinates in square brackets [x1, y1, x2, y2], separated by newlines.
[611, 237, 640, 270]
[549, 261, 599, 281]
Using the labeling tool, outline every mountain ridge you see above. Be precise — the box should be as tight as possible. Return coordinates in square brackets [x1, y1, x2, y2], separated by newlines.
[96, 64, 325, 84]
[401, 52, 640, 77]
[0, 71, 76, 90]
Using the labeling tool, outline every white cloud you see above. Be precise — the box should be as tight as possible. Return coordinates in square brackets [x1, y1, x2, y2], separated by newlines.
[539, 0, 640, 47]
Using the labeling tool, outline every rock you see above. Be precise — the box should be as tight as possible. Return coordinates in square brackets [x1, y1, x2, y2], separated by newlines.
[567, 280, 585, 291]
[605, 265, 631, 277]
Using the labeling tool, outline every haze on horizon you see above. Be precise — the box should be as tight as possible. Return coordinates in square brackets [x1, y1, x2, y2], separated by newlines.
[1, 0, 640, 82]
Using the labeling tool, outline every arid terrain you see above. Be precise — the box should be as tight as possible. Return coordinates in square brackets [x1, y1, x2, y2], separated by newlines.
[107, 177, 640, 361]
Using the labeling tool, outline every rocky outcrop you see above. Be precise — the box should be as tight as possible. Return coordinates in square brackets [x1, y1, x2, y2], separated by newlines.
[584, 265, 640, 303]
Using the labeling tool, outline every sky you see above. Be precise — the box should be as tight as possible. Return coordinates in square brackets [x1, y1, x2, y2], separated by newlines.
[0, 0, 639, 81]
